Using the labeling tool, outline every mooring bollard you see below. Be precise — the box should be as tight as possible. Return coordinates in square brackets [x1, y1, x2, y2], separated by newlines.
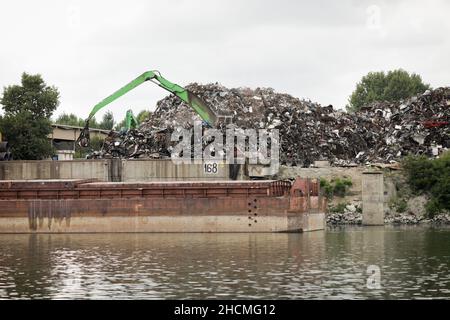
[362, 171, 384, 226]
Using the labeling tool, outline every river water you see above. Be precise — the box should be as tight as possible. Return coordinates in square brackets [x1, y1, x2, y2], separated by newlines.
[0, 226, 449, 299]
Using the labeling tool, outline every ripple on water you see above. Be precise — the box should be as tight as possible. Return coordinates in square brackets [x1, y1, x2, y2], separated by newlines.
[0, 227, 449, 299]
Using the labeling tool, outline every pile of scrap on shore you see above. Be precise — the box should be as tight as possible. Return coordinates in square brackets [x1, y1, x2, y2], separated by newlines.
[88, 85, 450, 167]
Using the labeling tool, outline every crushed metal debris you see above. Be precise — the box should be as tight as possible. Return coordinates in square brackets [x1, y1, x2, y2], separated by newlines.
[88, 85, 449, 167]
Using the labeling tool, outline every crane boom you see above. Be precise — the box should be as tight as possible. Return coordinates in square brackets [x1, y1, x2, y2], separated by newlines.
[77, 70, 218, 147]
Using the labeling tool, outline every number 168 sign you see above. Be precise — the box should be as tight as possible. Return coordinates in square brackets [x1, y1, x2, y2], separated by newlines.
[204, 162, 219, 174]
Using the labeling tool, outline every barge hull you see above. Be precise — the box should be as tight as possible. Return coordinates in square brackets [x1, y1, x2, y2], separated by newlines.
[0, 179, 326, 233]
[0, 215, 325, 233]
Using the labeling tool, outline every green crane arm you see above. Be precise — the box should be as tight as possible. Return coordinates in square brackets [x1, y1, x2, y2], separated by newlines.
[77, 70, 218, 147]
[87, 70, 217, 126]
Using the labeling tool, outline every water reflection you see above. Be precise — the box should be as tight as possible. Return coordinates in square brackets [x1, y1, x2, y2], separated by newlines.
[0, 226, 449, 299]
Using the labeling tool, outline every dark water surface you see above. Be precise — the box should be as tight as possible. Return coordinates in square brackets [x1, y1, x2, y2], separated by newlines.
[0, 226, 449, 299]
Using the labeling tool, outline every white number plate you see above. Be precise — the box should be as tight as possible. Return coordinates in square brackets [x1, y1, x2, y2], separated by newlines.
[204, 162, 219, 174]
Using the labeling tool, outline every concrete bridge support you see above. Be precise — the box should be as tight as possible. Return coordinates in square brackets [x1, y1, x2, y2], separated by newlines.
[362, 171, 384, 226]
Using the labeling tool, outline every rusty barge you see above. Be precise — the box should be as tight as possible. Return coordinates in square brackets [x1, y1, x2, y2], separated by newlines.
[0, 178, 326, 233]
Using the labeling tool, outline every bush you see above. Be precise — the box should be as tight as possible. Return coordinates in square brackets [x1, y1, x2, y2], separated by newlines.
[425, 199, 441, 218]
[320, 177, 353, 199]
[329, 202, 350, 213]
[389, 197, 408, 213]
[334, 178, 353, 197]
[402, 152, 450, 217]
[320, 178, 333, 199]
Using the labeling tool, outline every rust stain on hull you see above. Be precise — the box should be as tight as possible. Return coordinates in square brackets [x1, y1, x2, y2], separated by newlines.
[27, 200, 72, 231]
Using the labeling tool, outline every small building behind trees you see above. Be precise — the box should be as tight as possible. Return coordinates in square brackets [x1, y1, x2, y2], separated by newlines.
[49, 124, 110, 160]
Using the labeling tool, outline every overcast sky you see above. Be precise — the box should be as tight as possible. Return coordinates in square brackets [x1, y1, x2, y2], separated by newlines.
[0, 0, 448, 122]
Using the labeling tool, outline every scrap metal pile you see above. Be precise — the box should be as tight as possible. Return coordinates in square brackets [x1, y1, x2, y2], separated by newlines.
[89, 85, 449, 167]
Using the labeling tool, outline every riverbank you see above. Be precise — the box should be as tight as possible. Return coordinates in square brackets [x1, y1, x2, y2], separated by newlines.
[327, 212, 450, 225]
[327, 189, 450, 226]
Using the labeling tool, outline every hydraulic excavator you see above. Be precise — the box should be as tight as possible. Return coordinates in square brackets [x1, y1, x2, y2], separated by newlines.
[77, 70, 220, 147]
[124, 109, 138, 131]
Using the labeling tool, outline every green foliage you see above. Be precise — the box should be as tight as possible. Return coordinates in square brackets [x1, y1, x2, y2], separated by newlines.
[389, 197, 408, 213]
[99, 111, 114, 130]
[402, 153, 450, 217]
[1, 73, 59, 118]
[425, 199, 442, 218]
[88, 117, 100, 128]
[0, 111, 54, 159]
[319, 178, 333, 198]
[0, 73, 59, 159]
[114, 118, 127, 131]
[74, 136, 104, 158]
[347, 69, 430, 112]
[320, 177, 353, 199]
[56, 109, 149, 131]
[396, 199, 408, 213]
[403, 155, 439, 193]
[114, 109, 150, 130]
[136, 110, 151, 123]
[329, 202, 350, 213]
[333, 178, 353, 197]
[54, 113, 85, 127]
[54, 112, 103, 129]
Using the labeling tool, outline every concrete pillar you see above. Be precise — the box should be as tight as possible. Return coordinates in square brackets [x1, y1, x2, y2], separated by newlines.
[362, 171, 384, 226]
[110, 159, 121, 182]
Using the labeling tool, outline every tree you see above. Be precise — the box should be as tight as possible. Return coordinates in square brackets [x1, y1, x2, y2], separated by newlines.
[0, 112, 54, 159]
[347, 69, 430, 112]
[54, 113, 84, 127]
[0, 73, 60, 159]
[114, 117, 127, 131]
[113, 109, 151, 130]
[99, 111, 114, 130]
[53, 113, 105, 129]
[137, 110, 151, 124]
[402, 152, 450, 217]
[88, 117, 99, 129]
[1, 73, 59, 118]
